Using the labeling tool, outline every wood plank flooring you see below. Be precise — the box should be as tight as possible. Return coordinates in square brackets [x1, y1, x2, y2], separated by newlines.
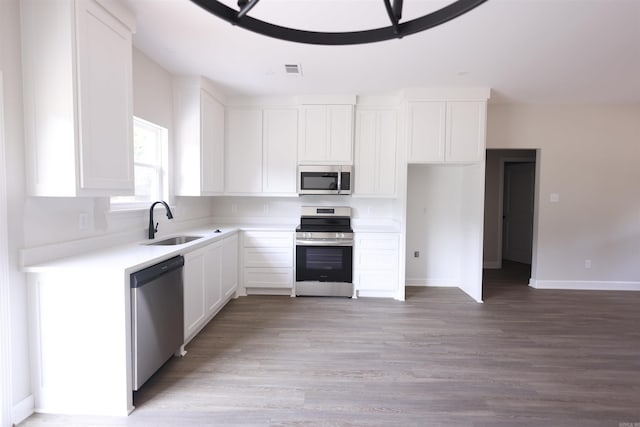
[20, 263, 640, 426]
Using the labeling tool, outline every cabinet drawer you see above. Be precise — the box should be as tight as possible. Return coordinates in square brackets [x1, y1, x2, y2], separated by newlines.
[356, 270, 398, 292]
[245, 268, 293, 288]
[243, 231, 293, 248]
[356, 235, 398, 250]
[243, 247, 293, 268]
[356, 250, 399, 269]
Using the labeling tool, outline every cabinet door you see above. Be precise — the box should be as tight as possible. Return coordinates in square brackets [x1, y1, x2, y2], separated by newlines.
[298, 106, 327, 163]
[354, 109, 397, 197]
[263, 109, 297, 194]
[354, 233, 400, 293]
[298, 105, 353, 164]
[225, 108, 263, 193]
[327, 105, 354, 163]
[184, 249, 206, 341]
[204, 241, 223, 315]
[407, 102, 446, 163]
[377, 110, 398, 195]
[354, 110, 377, 195]
[201, 90, 225, 194]
[76, 0, 134, 192]
[222, 234, 239, 299]
[445, 101, 486, 163]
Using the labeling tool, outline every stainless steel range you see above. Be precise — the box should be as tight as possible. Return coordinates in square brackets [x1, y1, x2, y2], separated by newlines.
[295, 206, 353, 297]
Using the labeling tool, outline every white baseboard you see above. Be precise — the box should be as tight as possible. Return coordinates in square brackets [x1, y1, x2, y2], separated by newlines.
[483, 261, 500, 269]
[529, 279, 640, 291]
[13, 394, 34, 425]
[405, 279, 458, 287]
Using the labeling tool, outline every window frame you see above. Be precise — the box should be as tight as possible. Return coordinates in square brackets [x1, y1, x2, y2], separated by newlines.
[110, 116, 169, 211]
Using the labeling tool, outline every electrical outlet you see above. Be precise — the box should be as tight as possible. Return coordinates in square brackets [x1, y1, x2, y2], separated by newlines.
[79, 213, 89, 230]
[584, 259, 592, 269]
[414, 251, 420, 258]
[231, 204, 238, 213]
[263, 204, 269, 214]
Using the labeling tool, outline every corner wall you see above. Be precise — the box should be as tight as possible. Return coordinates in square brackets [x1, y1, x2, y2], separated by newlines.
[1, 0, 32, 423]
[487, 104, 640, 289]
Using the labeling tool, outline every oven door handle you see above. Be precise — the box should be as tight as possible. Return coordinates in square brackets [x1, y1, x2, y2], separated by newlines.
[296, 239, 353, 246]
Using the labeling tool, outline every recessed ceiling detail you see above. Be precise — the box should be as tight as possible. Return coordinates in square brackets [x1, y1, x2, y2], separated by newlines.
[189, 0, 488, 45]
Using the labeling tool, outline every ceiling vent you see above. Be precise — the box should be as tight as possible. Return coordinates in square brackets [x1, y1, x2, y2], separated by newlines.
[284, 64, 302, 76]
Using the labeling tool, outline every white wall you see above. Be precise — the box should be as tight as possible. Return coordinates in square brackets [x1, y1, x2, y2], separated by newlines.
[209, 195, 399, 225]
[487, 104, 640, 288]
[1, 0, 32, 423]
[405, 163, 485, 301]
[405, 165, 464, 286]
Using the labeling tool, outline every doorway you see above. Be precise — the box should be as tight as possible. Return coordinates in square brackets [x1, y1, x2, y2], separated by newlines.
[502, 161, 535, 265]
[483, 149, 537, 286]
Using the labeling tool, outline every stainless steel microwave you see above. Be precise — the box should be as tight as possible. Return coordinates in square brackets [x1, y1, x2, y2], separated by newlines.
[298, 165, 352, 195]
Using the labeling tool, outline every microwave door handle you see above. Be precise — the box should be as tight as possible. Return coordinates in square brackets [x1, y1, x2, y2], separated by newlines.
[337, 171, 342, 194]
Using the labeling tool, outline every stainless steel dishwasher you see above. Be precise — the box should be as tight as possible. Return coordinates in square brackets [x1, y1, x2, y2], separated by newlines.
[131, 255, 184, 391]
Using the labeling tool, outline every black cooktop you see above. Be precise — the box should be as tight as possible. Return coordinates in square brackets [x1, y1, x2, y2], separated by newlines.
[296, 216, 352, 232]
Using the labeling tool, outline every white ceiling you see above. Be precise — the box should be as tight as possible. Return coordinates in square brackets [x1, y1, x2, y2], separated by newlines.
[121, 0, 640, 104]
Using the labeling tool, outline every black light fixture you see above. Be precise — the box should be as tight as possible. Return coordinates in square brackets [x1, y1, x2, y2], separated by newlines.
[189, 0, 488, 45]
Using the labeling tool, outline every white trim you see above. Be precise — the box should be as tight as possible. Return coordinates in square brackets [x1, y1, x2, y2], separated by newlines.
[529, 279, 640, 292]
[12, 395, 34, 426]
[0, 71, 15, 427]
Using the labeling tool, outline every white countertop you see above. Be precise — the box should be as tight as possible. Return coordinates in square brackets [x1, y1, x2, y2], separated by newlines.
[22, 226, 242, 273]
[23, 220, 399, 274]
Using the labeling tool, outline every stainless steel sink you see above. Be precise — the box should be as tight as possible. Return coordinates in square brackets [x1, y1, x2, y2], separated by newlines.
[145, 236, 203, 246]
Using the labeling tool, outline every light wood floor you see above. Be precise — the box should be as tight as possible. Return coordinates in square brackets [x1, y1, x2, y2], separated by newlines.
[20, 262, 640, 426]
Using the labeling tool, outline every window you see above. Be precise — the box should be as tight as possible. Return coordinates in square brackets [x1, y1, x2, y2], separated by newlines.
[111, 117, 168, 209]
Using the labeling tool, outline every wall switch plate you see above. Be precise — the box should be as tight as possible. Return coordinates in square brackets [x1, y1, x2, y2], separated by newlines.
[550, 193, 560, 203]
[584, 259, 592, 269]
[79, 213, 89, 230]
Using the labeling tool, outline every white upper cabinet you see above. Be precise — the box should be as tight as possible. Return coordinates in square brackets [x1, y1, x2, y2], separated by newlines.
[225, 107, 298, 195]
[354, 108, 398, 197]
[445, 101, 487, 163]
[262, 109, 298, 194]
[225, 108, 263, 194]
[21, 0, 135, 197]
[298, 105, 354, 164]
[407, 102, 446, 162]
[407, 100, 486, 163]
[173, 78, 225, 196]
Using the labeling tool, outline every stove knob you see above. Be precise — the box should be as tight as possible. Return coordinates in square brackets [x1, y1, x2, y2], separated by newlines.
[305, 232, 311, 239]
[338, 232, 344, 238]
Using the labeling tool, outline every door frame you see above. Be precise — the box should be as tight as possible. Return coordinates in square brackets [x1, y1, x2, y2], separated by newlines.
[496, 152, 538, 270]
[0, 71, 13, 427]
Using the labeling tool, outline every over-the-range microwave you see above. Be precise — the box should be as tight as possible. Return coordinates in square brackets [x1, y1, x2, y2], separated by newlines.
[298, 165, 352, 195]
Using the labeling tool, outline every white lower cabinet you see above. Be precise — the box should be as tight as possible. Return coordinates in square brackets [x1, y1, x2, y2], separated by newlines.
[184, 234, 238, 344]
[241, 231, 294, 294]
[222, 234, 239, 299]
[354, 233, 400, 297]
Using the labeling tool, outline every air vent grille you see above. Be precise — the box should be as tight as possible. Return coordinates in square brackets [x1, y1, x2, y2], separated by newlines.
[284, 64, 302, 75]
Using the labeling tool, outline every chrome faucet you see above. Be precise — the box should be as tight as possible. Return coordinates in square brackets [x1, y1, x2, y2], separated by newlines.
[148, 201, 174, 239]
